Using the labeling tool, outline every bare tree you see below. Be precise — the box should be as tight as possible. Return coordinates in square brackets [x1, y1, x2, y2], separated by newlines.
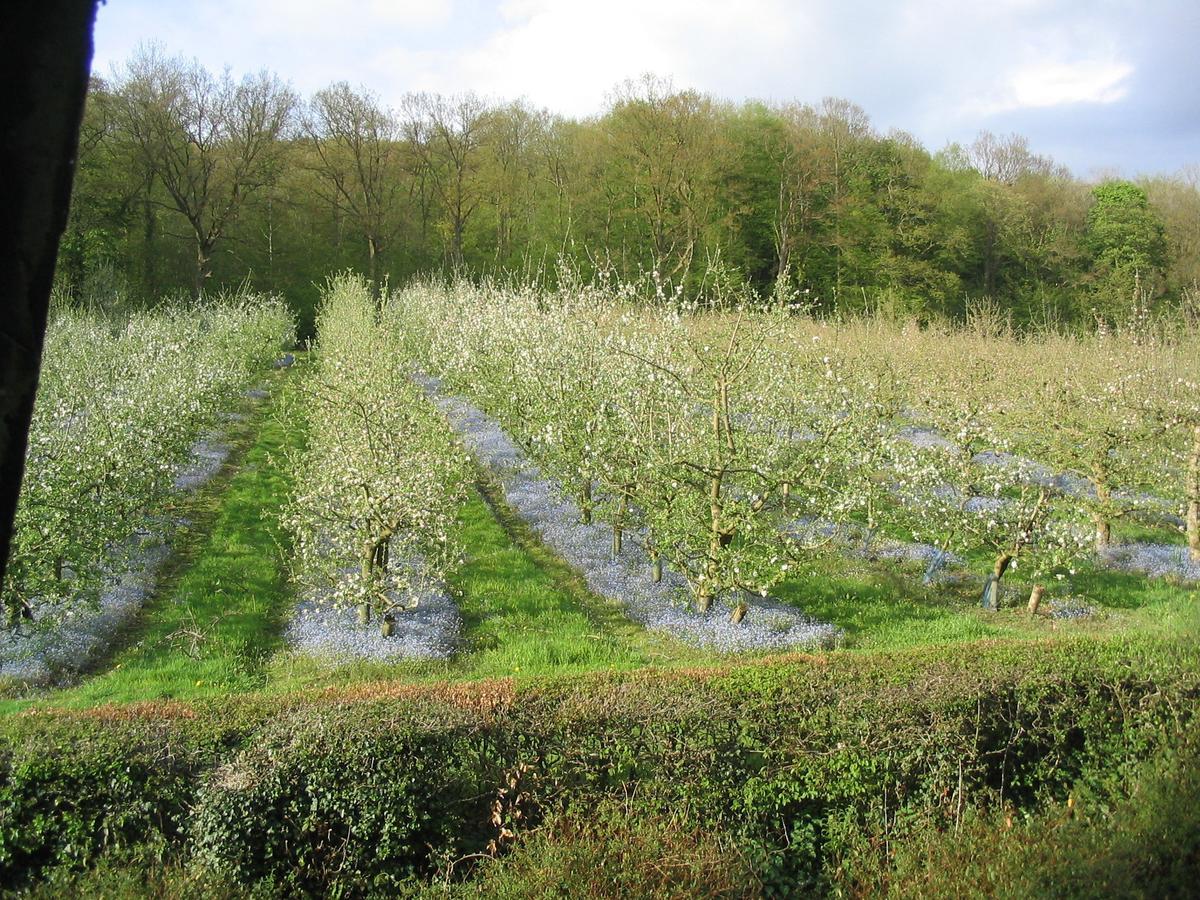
[304, 83, 406, 298]
[484, 100, 544, 264]
[112, 47, 295, 297]
[402, 92, 491, 268]
[968, 131, 1061, 185]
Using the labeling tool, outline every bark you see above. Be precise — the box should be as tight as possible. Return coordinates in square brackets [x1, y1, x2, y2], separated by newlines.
[193, 237, 215, 299]
[142, 179, 158, 296]
[701, 471, 723, 614]
[1188, 424, 1200, 564]
[696, 584, 712, 613]
[730, 601, 748, 624]
[367, 235, 382, 301]
[578, 478, 593, 525]
[982, 553, 1013, 610]
[1093, 474, 1111, 552]
[651, 555, 662, 583]
[611, 492, 627, 557]
[0, 2, 98, 606]
[1093, 515, 1112, 553]
[357, 547, 372, 625]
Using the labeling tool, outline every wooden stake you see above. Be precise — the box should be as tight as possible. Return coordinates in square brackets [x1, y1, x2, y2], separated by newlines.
[1027, 584, 1045, 617]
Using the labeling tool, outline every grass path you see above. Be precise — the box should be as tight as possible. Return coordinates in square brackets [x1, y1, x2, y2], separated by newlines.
[1, 346, 698, 710]
[450, 470, 706, 678]
[0, 363, 303, 714]
[266, 468, 709, 691]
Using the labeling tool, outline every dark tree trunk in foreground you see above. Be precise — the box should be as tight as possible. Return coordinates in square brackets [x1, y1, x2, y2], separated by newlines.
[0, 2, 97, 590]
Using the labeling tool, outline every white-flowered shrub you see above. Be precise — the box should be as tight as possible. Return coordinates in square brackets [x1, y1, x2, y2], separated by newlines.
[285, 274, 469, 625]
[4, 294, 295, 627]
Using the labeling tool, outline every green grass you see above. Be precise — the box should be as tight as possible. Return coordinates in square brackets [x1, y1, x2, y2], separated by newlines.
[772, 538, 1196, 652]
[0, 363, 303, 714]
[265, 470, 708, 690]
[775, 555, 1030, 650]
[1113, 514, 1187, 545]
[452, 472, 706, 677]
[4, 350, 1194, 711]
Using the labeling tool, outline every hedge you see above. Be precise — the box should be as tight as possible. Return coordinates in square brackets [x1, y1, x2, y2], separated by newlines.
[1, 637, 1197, 895]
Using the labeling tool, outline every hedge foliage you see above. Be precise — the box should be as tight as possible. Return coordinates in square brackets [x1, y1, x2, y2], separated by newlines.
[2, 637, 1197, 896]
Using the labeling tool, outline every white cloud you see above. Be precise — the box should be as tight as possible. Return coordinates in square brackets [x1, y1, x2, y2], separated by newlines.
[1009, 59, 1134, 107]
[960, 57, 1135, 118]
[427, 0, 806, 114]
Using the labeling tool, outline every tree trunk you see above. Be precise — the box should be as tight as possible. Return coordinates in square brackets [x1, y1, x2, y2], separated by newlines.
[579, 478, 592, 525]
[1093, 475, 1111, 552]
[451, 216, 465, 268]
[1188, 424, 1200, 564]
[193, 238, 213, 300]
[696, 583, 712, 613]
[730, 600, 748, 624]
[981, 553, 1012, 610]
[651, 555, 662, 583]
[1093, 515, 1112, 553]
[611, 492, 628, 556]
[358, 548, 373, 624]
[702, 472, 725, 614]
[367, 235, 382, 301]
[142, 184, 158, 297]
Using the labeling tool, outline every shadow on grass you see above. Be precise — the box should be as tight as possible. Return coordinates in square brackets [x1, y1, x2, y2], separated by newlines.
[6, 364, 303, 712]
[774, 555, 1025, 650]
[445, 470, 707, 679]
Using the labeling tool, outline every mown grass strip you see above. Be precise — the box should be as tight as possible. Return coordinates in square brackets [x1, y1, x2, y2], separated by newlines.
[450, 470, 707, 678]
[773, 537, 1199, 652]
[265, 468, 709, 691]
[0, 363, 304, 714]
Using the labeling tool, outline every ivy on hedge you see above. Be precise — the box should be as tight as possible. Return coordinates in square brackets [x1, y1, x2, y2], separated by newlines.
[1, 637, 1196, 894]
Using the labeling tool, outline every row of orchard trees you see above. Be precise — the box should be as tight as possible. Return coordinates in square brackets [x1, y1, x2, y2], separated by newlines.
[389, 272, 1199, 619]
[283, 275, 469, 634]
[3, 296, 295, 628]
[64, 46, 1200, 331]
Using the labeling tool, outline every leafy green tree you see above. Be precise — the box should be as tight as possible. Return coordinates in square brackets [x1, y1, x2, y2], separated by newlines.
[1142, 170, 1200, 304]
[1085, 180, 1168, 321]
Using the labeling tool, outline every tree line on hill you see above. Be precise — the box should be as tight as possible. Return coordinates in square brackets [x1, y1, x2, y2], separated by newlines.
[59, 46, 1200, 332]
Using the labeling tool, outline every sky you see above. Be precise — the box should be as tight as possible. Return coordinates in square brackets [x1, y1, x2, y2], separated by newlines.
[91, 0, 1199, 178]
